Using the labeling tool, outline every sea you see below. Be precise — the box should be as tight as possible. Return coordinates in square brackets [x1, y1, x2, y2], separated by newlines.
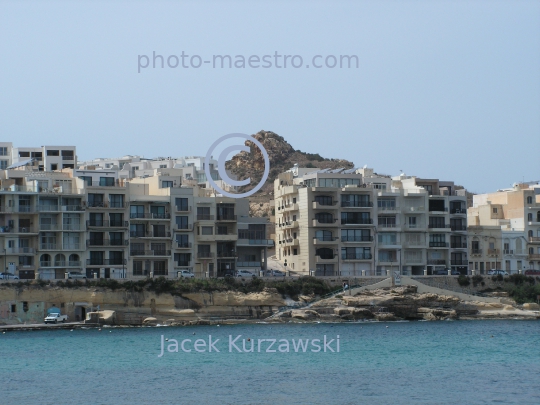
[1, 320, 539, 405]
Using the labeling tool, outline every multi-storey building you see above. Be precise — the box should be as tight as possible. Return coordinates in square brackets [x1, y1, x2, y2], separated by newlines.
[467, 182, 540, 273]
[274, 166, 468, 276]
[0, 142, 76, 172]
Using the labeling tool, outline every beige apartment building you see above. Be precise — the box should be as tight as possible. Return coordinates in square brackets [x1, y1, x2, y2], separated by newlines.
[467, 183, 540, 273]
[0, 163, 272, 280]
[274, 166, 468, 276]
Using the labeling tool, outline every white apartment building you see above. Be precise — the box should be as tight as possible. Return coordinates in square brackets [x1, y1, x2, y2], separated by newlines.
[467, 182, 540, 273]
[274, 166, 468, 276]
[0, 142, 77, 171]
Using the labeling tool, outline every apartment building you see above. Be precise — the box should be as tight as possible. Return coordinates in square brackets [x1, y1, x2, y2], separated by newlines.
[467, 182, 540, 273]
[0, 142, 77, 172]
[274, 166, 468, 276]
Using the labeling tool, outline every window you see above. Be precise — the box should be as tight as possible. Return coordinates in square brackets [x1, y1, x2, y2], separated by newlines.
[341, 212, 370, 225]
[133, 261, 144, 276]
[89, 212, 104, 226]
[50, 164, 58, 171]
[378, 216, 396, 227]
[0, 160, 8, 169]
[492, 207, 498, 214]
[0, 147, 7, 156]
[150, 205, 166, 218]
[378, 233, 397, 245]
[201, 226, 213, 235]
[341, 229, 370, 242]
[176, 216, 189, 229]
[216, 226, 228, 235]
[293, 248, 298, 255]
[109, 232, 123, 246]
[528, 213, 533, 221]
[162, 180, 173, 188]
[527, 196, 533, 204]
[315, 195, 333, 206]
[130, 223, 145, 237]
[89, 232, 104, 245]
[197, 206, 211, 220]
[372, 183, 387, 190]
[429, 217, 446, 228]
[315, 212, 334, 223]
[408, 216, 418, 228]
[19, 151, 30, 157]
[46, 150, 59, 156]
[109, 251, 124, 265]
[316, 248, 334, 259]
[99, 177, 114, 186]
[174, 253, 191, 267]
[318, 178, 360, 187]
[88, 194, 104, 208]
[315, 230, 334, 241]
[342, 247, 371, 260]
[19, 256, 33, 266]
[176, 234, 189, 248]
[429, 234, 446, 247]
[175, 198, 189, 211]
[130, 205, 144, 218]
[109, 213, 123, 227]
[341, 194, 370, 207]
[79, 176, 92, 186]
[109, 194, 124, 208]
[377, 198, 396, 209]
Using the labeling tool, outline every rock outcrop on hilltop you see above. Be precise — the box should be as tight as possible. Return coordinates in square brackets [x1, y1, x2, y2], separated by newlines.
[225, 130, 354, 207]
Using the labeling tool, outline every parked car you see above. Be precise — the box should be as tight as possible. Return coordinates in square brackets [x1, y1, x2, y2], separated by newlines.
[67, 271, 86, 279]
[236, 270, 256, 278]
[524, 270, 540, 276]
[0, 272, 19, 280]
[433, 269, 448, 275]
[266, 269, 285, 277]
[178, 270, 195, 278]
[44, 313, 68, 324]
[487, 270, 509, 276]
[450, 269, 461, 276]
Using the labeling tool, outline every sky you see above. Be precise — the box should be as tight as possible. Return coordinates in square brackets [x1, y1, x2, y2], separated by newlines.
[0, 0, 539, 194]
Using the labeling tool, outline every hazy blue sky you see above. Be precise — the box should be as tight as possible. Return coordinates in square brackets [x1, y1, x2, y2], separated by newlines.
[1, 0, 538, 193]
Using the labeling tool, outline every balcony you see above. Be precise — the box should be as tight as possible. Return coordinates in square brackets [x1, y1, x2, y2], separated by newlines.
[340, 236, 373, 243]
[428, 207, 448, 214]
[429, 242, 449, 248]
[529, 237, 540, 244]
[175, 205, 191, 212]
[313, 236, 339, 245]
[86, 239, 129, 247]
[86, 220, 129, 228]
[428, 224, 451, 230]
[236, 239, 274, 247]
[16, 206, 37, 213]
[404, 223, 426, 230]
[61, 155, 74, 161]
[283, 203, 299, 211]
[86, 181, 126, 188]
[7, 247, 35, 254]
[340, 218, 372, 226]
[340, 201, 372, 208]
[214, 233, 238, 241]
[282, 221, 299, 229]
[62, 205, 84, 212]
[175, 224, 193, 231]
[450, 243, 467, 249]
[487, 249, 499, 256]
[342, 253, 372, 261]
[528, 254, 540, 260]
[315, 255, 337, 263]
[130, 213, 171, 220]
[196, 214, 215, 221]
[174, 262, 192, 268]
[130, 231, 171, 238]
[378, 257, 398, 264]
[37, 205, 60, 212]
[86, 202, 108, 208]
[403, 206, 425, 212]
[216, 215, 237, 221]
[403, 241, 426, 248]
[39, 243, 58, 250]
[39, 224, 60, 231]
[427, 259, 446, 265]
[503, 249, 514, 255]
[217, 251, 237, 258]
[283, 238, 299, 246]
[197, 252, 214, 259]
[176, 242, 192, 249]
[450, 224, 467, 231]
[130, 250, 171, 257]
[0, 226, 38, 234]
[40, 261, 82, 267]
[63, 224, 82, 231]
[63, 243, 83, 250]
[312, 201, 339, 210]
[450, 208, 466, 215]
[86, 259, 127, 266]
[377, 205, 399, 212]
[471, 249, 482, 256]
[377, 222, 398, 230]
[451, 259, 468, 266]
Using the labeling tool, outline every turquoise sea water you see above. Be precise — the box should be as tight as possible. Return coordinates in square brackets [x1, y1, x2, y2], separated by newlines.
[1, 320, 539, 405]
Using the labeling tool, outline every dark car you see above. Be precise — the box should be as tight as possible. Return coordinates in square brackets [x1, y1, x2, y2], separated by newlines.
[434, 269, 448, 275]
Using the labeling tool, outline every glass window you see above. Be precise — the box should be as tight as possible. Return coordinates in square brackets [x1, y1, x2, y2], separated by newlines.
[109, 194, 124, 208]
[175, 198, 188, 211]
[130, 205, 144, 218]
[99, 177, 114, 186]
[201, 226, 213, 235]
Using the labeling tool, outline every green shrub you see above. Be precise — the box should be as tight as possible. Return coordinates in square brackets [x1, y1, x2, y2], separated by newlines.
[457, 275, 470, 286]
[471, 275, 483, 287]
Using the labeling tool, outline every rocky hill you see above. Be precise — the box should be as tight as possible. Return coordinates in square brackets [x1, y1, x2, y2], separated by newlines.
[225, 130, 354, 212]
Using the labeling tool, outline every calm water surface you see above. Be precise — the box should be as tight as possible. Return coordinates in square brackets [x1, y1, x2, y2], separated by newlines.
[1, 320, 539, 405]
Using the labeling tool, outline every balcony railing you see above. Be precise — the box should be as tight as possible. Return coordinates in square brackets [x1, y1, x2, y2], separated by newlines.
[86, 181, 126, 188]
[503, 249, 514, 255]
[87, 220, 128, 228]
[428, 224, 450, 229]
[174, 262, 191, 267]
[86, 202, 108, 208]
[341, 201, 372, 208]
[216, 215, 237, 221]
[175, 224, 193, 231]
[451, 259, 467, 265]
[37, 205, 59, 212]
[40, 243, 57, 250]
[196, 214, 214, 221]
[429, 242, 448, 248]
[176, 242, 192, 248]
[197, 252, 214, 258]
[487, 249, 499, 256]
[340, 236, 373, 242]
[40, 261, 82, 267]
[342, 253, 372, 260]
[62, 155, 74, 160]
[471, 249, 482, 255]
[175, 205, 191, 212]
[39, 224, 60, 231]
[86, 259, 127, 266]
[340, 218, 372, 225]
[450, 243, 467, 249]
[427, 259, 446, 265]
[428, 207, 448, 212]
[217, 251, 237, 258]
[378, 222, 397, 228]
[237, 261, 261, 267]
[63, 224, 82, 231]
[7, 247, 35, 254]
[528, 254, 540, 260]
[86, 239, 129, 247]
[450, 225, 467, 231]
[130, 250, 171, 256]
[450, 208, 466, 214]
[529, 237, 540, 243]
[236, 239, 274, 246]
[313, 236, 339, 242]
[130, 213, 171, 219]
[63, 244, 82, 250]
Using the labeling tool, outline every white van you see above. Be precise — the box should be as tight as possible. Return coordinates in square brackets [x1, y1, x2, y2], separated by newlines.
[66, 271, 87, 279]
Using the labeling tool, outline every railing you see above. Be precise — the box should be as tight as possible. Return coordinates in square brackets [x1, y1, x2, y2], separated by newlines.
[471, 249, 482, 255]
[378, 256, 397, 263]
[450, 225, 467, 231]
[429, 242, 448, 247]
[62, 155, 74, 160]
[451, 260, 467, 265]
[16, 206, 36, 213]
[39, 261, 82, 267]
[176, 242, 192, 248]
[216, 215, 237, 221]
[405, 223, 426, 229]
[428, 223, 450, 229]
[236, 239, 274, 246]
[313, 236, 339, 242]
[450, 208, 465, 214]
[503, 249, 513, 255]
[340, 218, 372, 225]
[63, 244, 82, 250]
[130, 250, 171, 256]
[450, 243, 467, 249]
[175, 224, 193, 231]
[341, 201, 372, 208]
[428, 207, 448, 212]
[40, 244, 57, 250]
[237, 261, 261, 267]
[86, 181, 126, 188]
[427, 259, 446, 265]
[197, 252, 214, 258]
[217, 252, 237, 258]
[197, 214, 214, 221]
[108, 202, 127, 208]
[174, 262, 191, 267]
[377, 205, 399, 211]
[63, 205, 84, 211]
[7, 247, 35, 254]
[86, 239, 129, 247]
[342, 253, 372, 260]
[528, 254, 540, 260]
[144, 231, 172, 238]
[340, 236, 373, 242]
[86, 202, 108, 208]
[378, 222, 397, 228]
[530, 237, 540, 243]
[39, 224, 60, 231]
[37, 205, 59, 212]
[487, 249, 499, 256]
[175, 205, 191, 212]
[63, 224, 82, 231]
[87, 220, 128, 228]
[130, 213, 171, 219]
[86, 259, 127, 266]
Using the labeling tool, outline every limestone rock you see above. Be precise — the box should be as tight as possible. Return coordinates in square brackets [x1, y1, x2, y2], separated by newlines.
[291, 309, 320, 320]
[142, 317, 158, 325]
[523, 303, 540, 311]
